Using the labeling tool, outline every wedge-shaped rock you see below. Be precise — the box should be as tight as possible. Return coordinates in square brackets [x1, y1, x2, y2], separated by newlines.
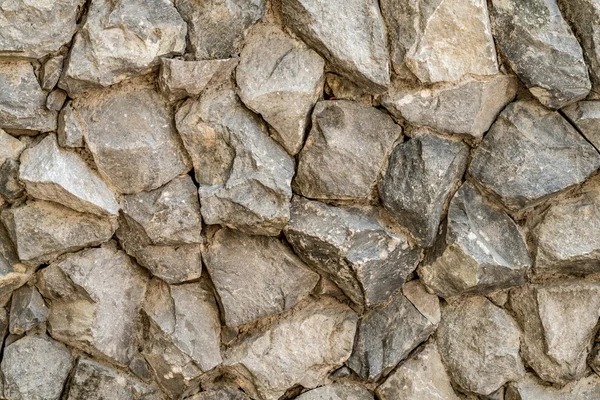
[470, 101, 600, 215]
[382, 75, 517, 139]
[380, 129, 469, 247]
[19, 134, 118, 216]
[1, 200, 115, 267]
[376, 341, 460, 400]
[348, 291, 439, 381]
[507, 373, 600, 400]
[285, 197, 422, 308]
[225, 298, 358, 400]
[58, 101, 84, 148]
[175, 0, 265, 59]
[437, 296, 525, 395]
[0, 223, 31, 299]
[563, 101, 600, 150]
[297, 383, 373, 400]
[490, 0, 590, 109]
[204, 228, 319, 327]
[419, 183, 531, 297]
[380, 0, 497, 83]
[9, 285, 48, 335]
[0, 130, 25, 166]
[510, 282, 600, 385]
[70, 79, 191, 194]
[175, 77, 294, 236]
[37, 245, 147, 366]
[141, 279, 222, 397]
[237, 24, 325, 155]
[294, 100, 401, 201]
[1, 335, 71, 400]
[190, 387, 250, 400]
[41, 56, 64, 91]
[61, 0, 186, 94]
[282, 0, 390, 92]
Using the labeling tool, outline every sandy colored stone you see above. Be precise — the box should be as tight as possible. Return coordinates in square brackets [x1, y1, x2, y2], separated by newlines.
[507, 373, 600, 400]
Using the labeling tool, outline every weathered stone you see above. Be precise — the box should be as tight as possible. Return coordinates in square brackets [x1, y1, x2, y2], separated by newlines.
[175, 0, 265, 59]
[0, 159, 24, 202]
[507, 373, 600, 400]
[382, 74, 518, 139]
[129, 355, 153, 383]
[296, 383, 373, 400]
[0, 223, 30, 299]
[225, 298, 357, 400]
[376, 341, 460, 400]
[380, 129, 469, 247]
[46, 89, 67, 111]
[469, 101, 600, 214]
[285, 197, 422, 308]
[0, 61, 57, 133]
[380, 0, 497, 83]
[325, 74, 373, 105]
[70, 79, 191, 194]
[236, 24, 324, 155]
[37, 245, 147, 366]
[510, 282, 600, 385]
[175, 76, 294, 236]
[437, 296, 525, 395]
[490, 0, 591, 109]
[1, 335, 71, 400]
[40, 56, 65, 91]
[402, 280, 441, 325]
[9, 285, 48, 335]
[1, 200, 116, 267]
[419, 182, 531, 297]
[282, 0, 390, 92]
[57, 101, 84, 148]
[61, 0, 186, 94]
[189, 387, 250, 400]
[294, 100, 401, 201]
[204, 228, 319, 327]
[19, 134, 119, 216]
[563, 101, 600, 150]
[0, 130, 25, 165]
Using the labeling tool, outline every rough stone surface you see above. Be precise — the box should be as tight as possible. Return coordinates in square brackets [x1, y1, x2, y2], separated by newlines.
[0, 130, 25, 166]
[9, 285, 48, 335]
[563, 101, 600, 151]
[40, 56, 64, 91]
[294, 100, 401, 201]
[46, 89, 67, 111]
[296, 383, 374, 400]
[0, 222, 30, 301]
[507, 373, 600, 400]
[189, 387, 250, 400]
[57, 101, 84, 148]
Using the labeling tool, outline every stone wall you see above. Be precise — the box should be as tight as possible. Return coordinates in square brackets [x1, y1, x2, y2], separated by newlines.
[0, 0, 599, 399]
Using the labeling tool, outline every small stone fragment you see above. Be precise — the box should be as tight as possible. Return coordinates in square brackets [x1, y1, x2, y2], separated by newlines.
[9, 285, 48, 335]
[0, 131, 25, 166]
[325, 74, 373, 105]
[46, 89, 67, 111]
[0, 159, 25, 202]
[296, 383, 373, 400]
[563, 101, 600, 150]
[402, 280, 441, 325]
[507, 373, 600, 400]
[282, 0, 390, 92]
[40, 56, 65, 91]
[294, 100, 401, 202]
[490, 0, 591, 109]
[57, 101, 84, 148]
[0, 223, 30, 299]
[236, 24, 325, 155]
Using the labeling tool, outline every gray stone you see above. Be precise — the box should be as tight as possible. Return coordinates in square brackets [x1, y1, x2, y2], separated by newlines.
[380, 129, 469, 247]
[419, 182, 531, 297]
[70, 78, 191, 194]
[507, 373, 600, 400]
[175, 76, 294, 236]
[376, 342, 460, 400]
[37, 245, 148, 366]
[1, 200, 116, 267]
[380, 0, 498, 83]
[0, 223, 30, 300]
[19, 134, 119, 216]
[402, 280, 441, 325]
[189, 387, 250, 400]
[563, 101, 600, 151]
[40, 56, 64, 91]
[61, 0, 186, 94]
[203, 228, 319, 327]
[437, 296, 525, 395]
[296, 383, 373, 400]
[236, 24, 325, 155]
[45, 89, 67, 111]
[490, 0, 591, 109]
[469, 101, 600, 215]
[0, 131, 25, 166]
[0, 159, 25, 202]
[294, 100, 401, 202]
[175, 0, 265, 59]
[225, 298, 358, 400]
[9, 285, 48, 335]
[57, 101, 84, 148]
[282, 0, 390, 92]
[382, 74, 518, 139]
[509, 282, 600, 385]
[1, 335, 71, 400]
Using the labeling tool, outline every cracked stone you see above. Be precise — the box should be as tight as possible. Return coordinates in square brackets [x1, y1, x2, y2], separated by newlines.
[57, 101, 84, 148]
[563, 101, 600, 151]
[9, 285, 48, 335]
[296, 383, 373, 400]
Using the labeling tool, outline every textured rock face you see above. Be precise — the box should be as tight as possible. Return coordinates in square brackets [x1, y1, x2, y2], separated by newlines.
[296, 383, 374, 400]
[189, 387, 251, 400]
[507, 373, 600, 400]
[9, 285, 48, 335]
[563, 101, 600, 150]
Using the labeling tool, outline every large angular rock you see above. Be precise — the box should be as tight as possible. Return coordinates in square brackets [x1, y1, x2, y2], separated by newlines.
[282, 0, 390, 92]
[37, 245, 148, 366]
[285, 197, 422, 308]
[506, 373, 600, 400]
[380, 129, 469, 247]
[1, 200, 116, 267]
[175, 0, 265, 59]
[69, 79, 191, 194]
[236, 24, 325, 155]
[9, 285, 48, 335]
[1, 335, 71, 400]
[60, 0, 186, 94]
[380, 0, 498, 83]
[19, 134, 119, 216]
[437, 296, 525, 395]
[563, 101, 600, 150]
[510, 282, 600, 385]
[203, 228, 319, 327]
[490, 0, 591, 109]
[296, 383, 373, 400]
[225, 298, 358, 400]
[419, 182, 531, 297]
[175, 76, 294, 236]
[294, 100, 401, 201]
[469, 101, 600, 215]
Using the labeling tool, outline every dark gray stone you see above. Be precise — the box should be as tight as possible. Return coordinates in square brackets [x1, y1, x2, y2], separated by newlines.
[9, 285, 48, 335]
[46, 89, 67, 111]
[0, 159, 25, 202]
[0, 223, 30, 300]
[563, 101, 600, 151]
[40, 56, 64, 91]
